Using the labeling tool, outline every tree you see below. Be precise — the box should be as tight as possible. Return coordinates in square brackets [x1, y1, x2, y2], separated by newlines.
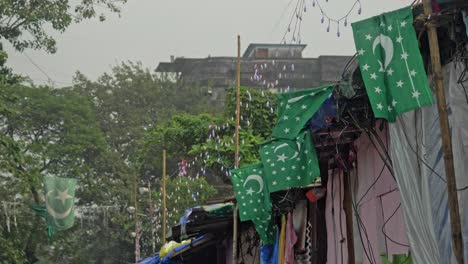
[0, 0, 127, 53]
[139, 113, 214, 180]
[73, 62, 214, 162]
[140, 87, 277, 187]
[0, 84, 134, 262]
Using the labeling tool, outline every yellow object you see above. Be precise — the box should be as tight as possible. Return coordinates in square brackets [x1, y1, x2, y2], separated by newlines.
[278, 214, 286, 264]
[159, 239, 191, 258]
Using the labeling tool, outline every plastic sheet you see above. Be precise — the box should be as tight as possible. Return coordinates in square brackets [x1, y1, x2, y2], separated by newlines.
[389, 61, 468, 263]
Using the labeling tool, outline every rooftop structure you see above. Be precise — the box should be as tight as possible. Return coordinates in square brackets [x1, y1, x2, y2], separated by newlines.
[156, 43, 353, 102]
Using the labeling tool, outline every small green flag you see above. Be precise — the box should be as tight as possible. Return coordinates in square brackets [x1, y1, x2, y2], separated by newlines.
[352, 7, 434, 122]
[272, 85, 335, 139]
[253, 217, 276, 245]
[230, 163, 272, 222]
[260, 130, 320, 193]
[44, 177, 77, 230]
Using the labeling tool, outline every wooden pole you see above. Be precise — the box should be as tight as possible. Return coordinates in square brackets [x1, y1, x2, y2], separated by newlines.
[162, 149, 167, 245]
[134, 174, 140, 263]
[421, 2, 464, 263]
[343, 171, 355, 264]
[232, 35, 241, 264]
[149, 182, 156, 255]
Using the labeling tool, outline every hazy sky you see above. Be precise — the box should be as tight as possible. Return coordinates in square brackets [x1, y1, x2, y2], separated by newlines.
[5, 0, 412, 86]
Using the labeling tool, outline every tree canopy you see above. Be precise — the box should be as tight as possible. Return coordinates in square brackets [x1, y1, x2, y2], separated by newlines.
[0, 0, 127, 53]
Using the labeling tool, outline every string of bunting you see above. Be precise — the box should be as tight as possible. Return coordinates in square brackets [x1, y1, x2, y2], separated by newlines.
[281, 0, 363, 43]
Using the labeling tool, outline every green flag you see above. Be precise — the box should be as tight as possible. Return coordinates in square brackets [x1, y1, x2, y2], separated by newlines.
[352, 7, 434, 122]
[253, 217, 276, 245]
[230, 163, 272, 222]
[272, 85, 335, 139]
[260, 130, 320, 193]
[43, 177, 77, 230]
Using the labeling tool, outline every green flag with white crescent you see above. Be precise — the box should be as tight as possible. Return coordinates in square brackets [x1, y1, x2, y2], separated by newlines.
[230, 163, 272, 222]
[260, 130, 320, 193]
[352, 7, 434, 122]
[252, 217, 276, 245]
[272, 85, 335, 139]
[43, 177, 77, 230]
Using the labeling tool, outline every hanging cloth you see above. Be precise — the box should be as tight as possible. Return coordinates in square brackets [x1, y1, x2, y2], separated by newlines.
[278, 214, 286, 264]
[284, 212, 298, 264]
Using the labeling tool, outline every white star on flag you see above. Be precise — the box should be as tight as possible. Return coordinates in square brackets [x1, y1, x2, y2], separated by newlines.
[283, 115, 288, 120]
[396, 36, 403, 43]
[412, 90, 421, 99]
[387, 25, 393, 31]
[392, 100, 398, 107]
[297, 176, 301, 180]
[401, 52, 409, 60]
[410, 70, 417, 77]
[374, 86, 382, 94]
[388, 106, 393, 112]
[380, 22, 386, 27]
[246, 187, 254, 195]
[358, 49, 365, 55]
[284, 128, 290, 134]
[286, 176, 291, 181]
[277, 154, 287, 162]
[272, 181, 277, 185]
[295, 117, 300, 122]
[292, 165, 296, 169]
[387, 68, 394, 75]
[286, 104, 290, 109]
[281, 167, 286, 171]
[377, 103, 383, 110]
[270, 163, 275, 167]
[362, 64, 370, 71]
[400, 21, 407, 27]
[365, 34, 372, 40]
[272, 171, 277, 175]
[370, 73, 378, 80]
[55, 189, 72, 205]
[301, 105, 307, 109]
[397, 80, 404, 87]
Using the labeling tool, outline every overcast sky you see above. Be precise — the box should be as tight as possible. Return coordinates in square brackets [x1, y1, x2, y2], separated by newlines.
[5, 0, 412, 86]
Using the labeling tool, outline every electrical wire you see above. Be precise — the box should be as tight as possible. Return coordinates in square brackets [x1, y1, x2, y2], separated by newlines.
[381, 203, 410, 248]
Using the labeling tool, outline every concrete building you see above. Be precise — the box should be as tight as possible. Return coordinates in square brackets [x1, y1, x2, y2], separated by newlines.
[156, 43, 352, 102]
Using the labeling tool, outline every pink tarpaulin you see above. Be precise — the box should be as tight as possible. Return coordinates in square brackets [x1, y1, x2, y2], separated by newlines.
[326, 125, 410, 264]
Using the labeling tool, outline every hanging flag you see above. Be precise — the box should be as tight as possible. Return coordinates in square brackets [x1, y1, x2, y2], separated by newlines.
[32, 177, 77, 238]
[260, 130, 320, 193]
[253, 217, 276, 245]
[352, 7, 434, 122]
[44, 177, 77, 230]
[230, 163, 272, 222]
[272, 85, 335, 139]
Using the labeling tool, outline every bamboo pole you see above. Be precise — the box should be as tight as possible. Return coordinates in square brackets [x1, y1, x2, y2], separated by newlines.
[343, 171, 355, 264]
[232, 35, 241, 264]
[134, 174, 140, 263]
[421, 2, 464, 263]
[162, 149, 167, 245]
[149, 182, 156, 255]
